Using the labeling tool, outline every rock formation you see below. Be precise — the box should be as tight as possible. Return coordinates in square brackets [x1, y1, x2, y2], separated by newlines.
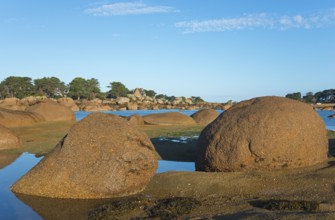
[143, 112, 196, 125]
[57, 98, 79, 111]
[191, 109, 219, 125]
[0, 107, 44, 127]
[0, 98, 26, 110]
[127, 114, 144, 126]
[11, 112, 157, 199]
[27, 99, 75, 122]
[196, 96, 328, 172]
[0, 124, 21, 150]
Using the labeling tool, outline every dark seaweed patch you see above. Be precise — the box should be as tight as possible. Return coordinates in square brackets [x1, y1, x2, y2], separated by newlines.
[250, 199, 320, 213]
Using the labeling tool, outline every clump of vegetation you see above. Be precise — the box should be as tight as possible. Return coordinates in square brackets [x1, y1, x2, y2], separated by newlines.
[286, 89, 335, 103]
[328, 130, 335, 139]
[147, 197, 201, 219]
[88, 197, 150, 219]
[88, 196, 200, 220]
[143, 124, 204, 138]
[252, 200, 320, 212]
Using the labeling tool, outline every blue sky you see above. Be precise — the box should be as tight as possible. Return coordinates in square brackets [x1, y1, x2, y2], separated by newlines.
[0, 0, 334, 102]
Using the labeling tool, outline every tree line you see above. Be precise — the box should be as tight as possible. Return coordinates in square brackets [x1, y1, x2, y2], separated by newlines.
[285, 90, 335, 104]
[0, 76, 204, 103]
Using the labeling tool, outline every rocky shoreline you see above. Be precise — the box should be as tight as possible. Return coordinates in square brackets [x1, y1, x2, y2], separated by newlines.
[1, 96, 335, 219]
[0, 96, 232, 112]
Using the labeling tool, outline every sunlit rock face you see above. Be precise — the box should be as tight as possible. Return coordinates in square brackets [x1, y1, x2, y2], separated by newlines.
[11, 112, 157, 199]
[191, 109, 219, 125]
[196, 96, 328, 172]
[143, 112, 196, 125]
[0, 124, 20, 151]
[27, 99, 75, 122]
[0, 107, 44, 128]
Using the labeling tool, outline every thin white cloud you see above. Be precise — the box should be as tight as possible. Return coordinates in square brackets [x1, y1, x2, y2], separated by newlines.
[85, 2, 177, 16]
[175, 13, 274, 33]
[176, 9, 335, 33]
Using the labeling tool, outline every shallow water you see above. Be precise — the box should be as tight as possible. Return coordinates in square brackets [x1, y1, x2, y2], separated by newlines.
[75, 109, 202, 121]
[0, 109, 334, 219]
[75, 109, 335, 130]
[0, 153, 195, 220]
[317, 110, 335, 130]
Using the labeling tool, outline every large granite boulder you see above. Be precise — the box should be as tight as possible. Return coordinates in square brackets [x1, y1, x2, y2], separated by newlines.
[0, 98, 26, 110]
[0, 107, 44, 127]
[191, 109, 219, 125]
[27, 99, 75, 122]
[143, 112, 196, 125]
[11, 112, 158, 199]
[127, 103, 138, 110]
[196, 96, 328, 172]
[57, 98, 80, 111]
[0, 125, 20, 150]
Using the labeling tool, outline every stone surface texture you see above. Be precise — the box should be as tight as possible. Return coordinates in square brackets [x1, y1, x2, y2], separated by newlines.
[196, 96, 328, 172]
[27, 99, 75, 122]
[191, 109, 219, 125]
[0, 124, 21, 150]
[11, 112, 158, 199]
[143, 112, 196, 125]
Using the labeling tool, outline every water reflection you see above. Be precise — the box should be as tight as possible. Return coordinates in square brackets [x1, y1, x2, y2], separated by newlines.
[0, 153, 42, 220]
[11, 159, 195, 220]
[0, 152, 21, 169]
[14, 193, 111, 220]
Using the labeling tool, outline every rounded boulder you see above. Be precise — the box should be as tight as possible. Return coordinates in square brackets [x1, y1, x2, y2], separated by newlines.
[143, 112, 196, 125]
[196, 96, 328, 172]
[57, 97, 79, 111]
[11, 112, 158, 199]
[27, 99, 75, 122]
[191, 109, 219, 125]
[0, 107, 44, 127]
[0, 125, 21, 150]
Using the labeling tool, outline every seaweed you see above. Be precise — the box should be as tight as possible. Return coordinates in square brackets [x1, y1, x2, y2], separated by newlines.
[250, 199, 320, 213]
[88, 196, 201, 220]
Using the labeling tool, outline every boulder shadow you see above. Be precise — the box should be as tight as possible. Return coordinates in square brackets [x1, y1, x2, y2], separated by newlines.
[13, 193, 113, 220]
[14, 193, 201, 220]
[151, 137, 196, 162]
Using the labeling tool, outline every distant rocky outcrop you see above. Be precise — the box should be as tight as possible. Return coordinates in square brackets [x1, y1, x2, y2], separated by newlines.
[191, 109, 219, 125]
[11, 112, 157, 199]
[0, 124, 21, 150]
[196, 96, 328, 172]
[0, 107, 45, 127]
[21, 96, 46, 107]
[143, 112, 196, 125]
[127, 103, 138, 110]
[78, 99, 112, 112]
[57, 98, 79, 111]
[27, 99, 75, 122]
[0, 98, 26, 111]
[1, 95, 230, 112]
